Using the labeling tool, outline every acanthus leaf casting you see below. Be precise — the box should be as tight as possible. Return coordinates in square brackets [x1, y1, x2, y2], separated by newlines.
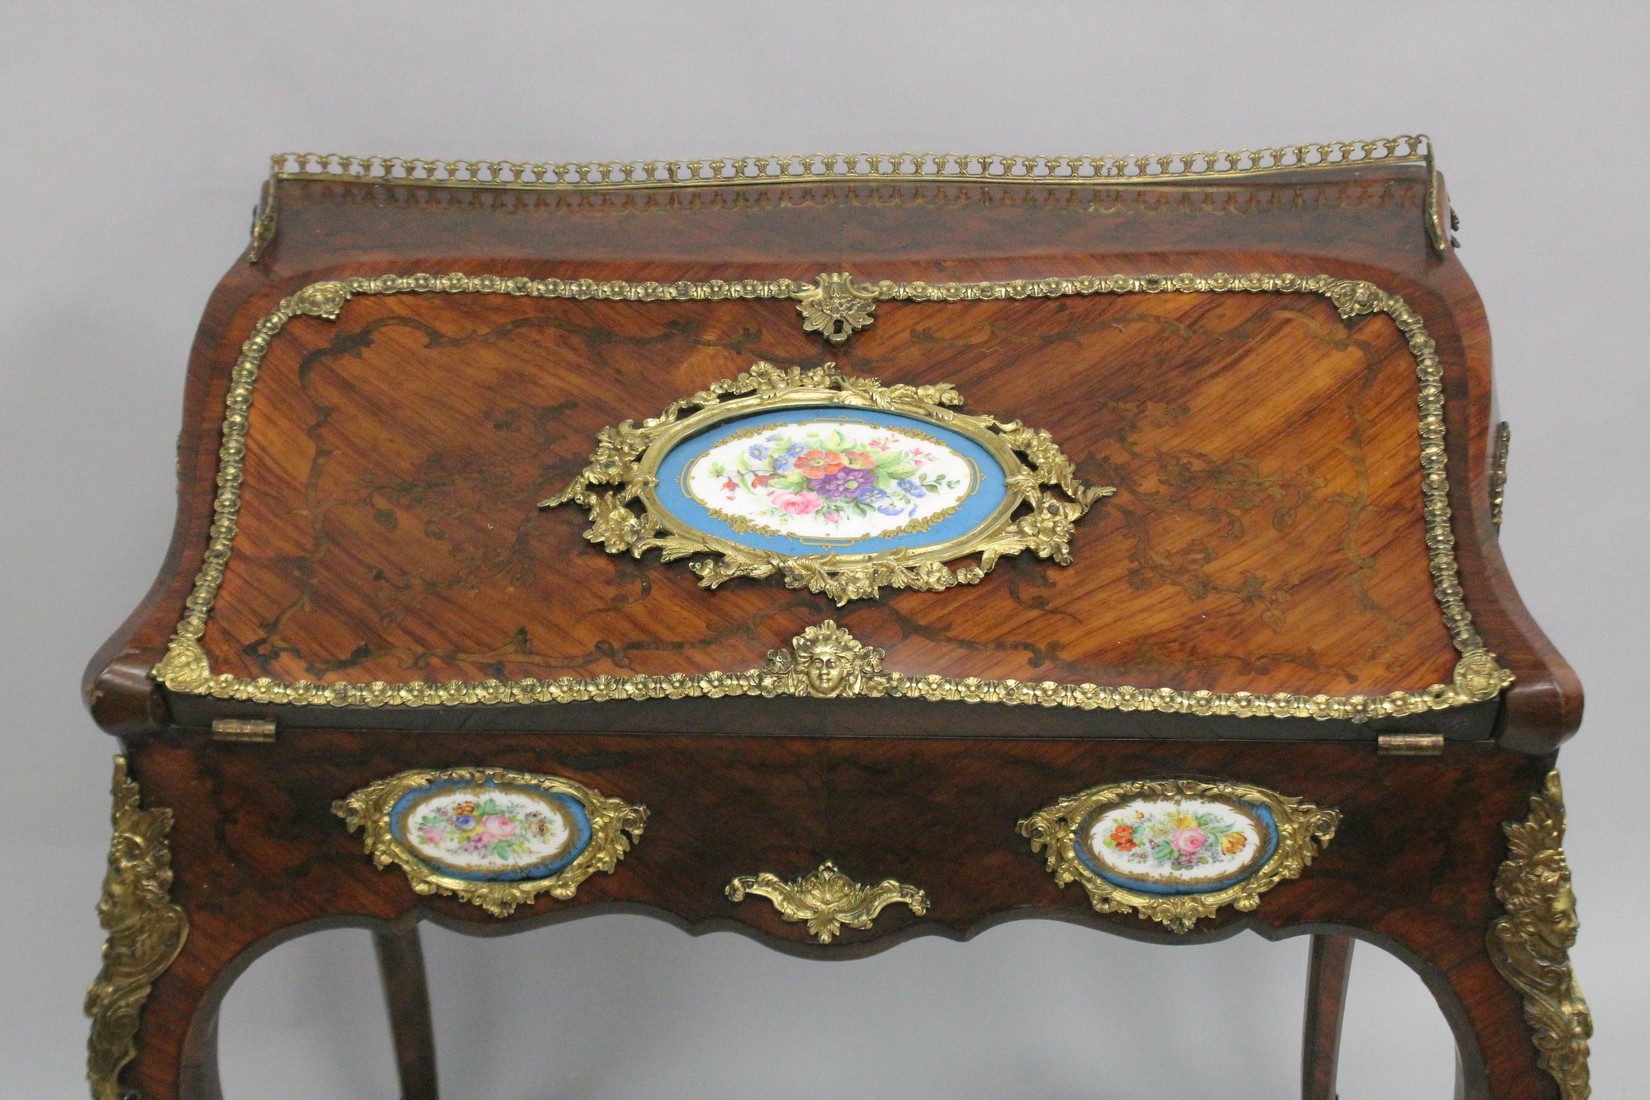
[1488, 771, 1592, 1100]
[86, 757, 189, 1100]
[726, 861, 929, 944]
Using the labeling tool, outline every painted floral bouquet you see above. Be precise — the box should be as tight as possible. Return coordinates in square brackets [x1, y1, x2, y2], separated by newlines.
[1098, 804, 1251, 871]
[699, 423, 966, 533]
[415, 794, 560, 864]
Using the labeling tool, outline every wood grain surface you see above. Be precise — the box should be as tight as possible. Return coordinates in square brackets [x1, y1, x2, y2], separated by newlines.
[84, 162, 1588, 1100]
[85, 164, 1580, 749]
[120, 732, 1560, 1099]
[206, 288, 1456, 697]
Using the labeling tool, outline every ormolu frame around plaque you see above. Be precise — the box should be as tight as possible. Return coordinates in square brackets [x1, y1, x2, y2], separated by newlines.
[540, 360, 1111, 605]
[153, 270, 1513, 720]
[333, 767, 648, 918]
[1018, 777, 1341, 933]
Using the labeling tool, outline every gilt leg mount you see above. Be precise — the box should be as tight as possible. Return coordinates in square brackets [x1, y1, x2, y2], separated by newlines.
[1487, 770, 1592, 1100]
[85, 757, 189, 1100]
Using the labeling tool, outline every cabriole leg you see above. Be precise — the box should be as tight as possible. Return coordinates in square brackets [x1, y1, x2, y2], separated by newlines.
[374, 925, 439, 1100]
[1302, 933, 1355, 1100]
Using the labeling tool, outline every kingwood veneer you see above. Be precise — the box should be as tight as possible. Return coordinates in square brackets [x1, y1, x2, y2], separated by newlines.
[84, 139, 1589, 1099]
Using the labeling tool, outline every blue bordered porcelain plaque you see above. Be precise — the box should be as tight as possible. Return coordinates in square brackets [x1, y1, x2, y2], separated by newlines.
[657, 408, 1011, 555]
[334, 768, 647, 916]
[542, 361, 1113, 604]
[389, 778, 593, 883]
[1019, 778, 1340, 932]
[1074, 795, 1280, 896]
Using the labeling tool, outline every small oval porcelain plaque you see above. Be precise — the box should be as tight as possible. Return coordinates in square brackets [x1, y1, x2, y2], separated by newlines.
[388, 777, 593, 883]
[652, 406, 1013, 558]
[1019, 778, 1339, 932]
[1075, 796, 1279, 895]
[336, 767, 648, 916]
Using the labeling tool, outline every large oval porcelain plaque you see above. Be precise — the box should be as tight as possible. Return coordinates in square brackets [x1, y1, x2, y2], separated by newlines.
[389, 777, 592, 883]
[652, 406, 1013, 557]
[543, 362, 1111, 604]
[1075, 796, 1279, 895]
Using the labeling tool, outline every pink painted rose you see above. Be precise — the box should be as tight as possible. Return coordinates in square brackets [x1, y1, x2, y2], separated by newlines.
[420, 826, 444, 847]
[479, 814, 517, 840]
[1171, 827, 1207, 858]
[772, 489, 824, 515]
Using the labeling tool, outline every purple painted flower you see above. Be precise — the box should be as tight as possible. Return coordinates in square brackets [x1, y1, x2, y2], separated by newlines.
[815, 467, 875, 499]
[897, 477, 925, 498]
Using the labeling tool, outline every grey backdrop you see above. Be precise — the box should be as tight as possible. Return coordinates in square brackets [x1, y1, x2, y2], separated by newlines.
[3, 3, 1645, 1097]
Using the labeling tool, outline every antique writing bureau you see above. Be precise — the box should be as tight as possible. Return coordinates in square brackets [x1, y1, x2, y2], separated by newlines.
[85, 138, 1590, 1100]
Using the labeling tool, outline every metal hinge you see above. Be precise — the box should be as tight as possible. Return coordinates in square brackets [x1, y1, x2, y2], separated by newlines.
[212, 717, 277, 743]
[1377, 732, 1444, 757]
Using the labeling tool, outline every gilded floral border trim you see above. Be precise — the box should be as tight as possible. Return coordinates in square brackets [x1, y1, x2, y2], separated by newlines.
[1491, 421, 1512, 532]
[1018, 777, 1340, 933]
[153, 269, 1513, 719]
[86, 757, 189, 1100]
[333, 767, 647, 917]
[1488, 770, 1592, 1099]
[540, 361, 1111, 605]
